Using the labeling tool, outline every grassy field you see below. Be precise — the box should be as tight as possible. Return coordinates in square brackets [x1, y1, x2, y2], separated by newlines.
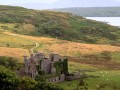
[4, 32, 120, 57]
[0, 32, 34, 60]
[1, 32, 120, 60]
[0, 33, 35, 49]
[68, 61, 99, 73]
[0, 33, 120, 90]
[57, 62, 120, 90]
[112, 52, 120, 63]
[0, 47, 29, 60]
[57, 70, 120, 90]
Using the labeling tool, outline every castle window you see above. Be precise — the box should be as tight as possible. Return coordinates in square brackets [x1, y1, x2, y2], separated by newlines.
[61, 70, 64, 74]
[28, 66, 30, 71]
[30, 73, 32, 78]
[59, 77, 61, 80]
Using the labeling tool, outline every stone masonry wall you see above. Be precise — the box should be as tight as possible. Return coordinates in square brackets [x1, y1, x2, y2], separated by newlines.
[47, 74, 65, 83]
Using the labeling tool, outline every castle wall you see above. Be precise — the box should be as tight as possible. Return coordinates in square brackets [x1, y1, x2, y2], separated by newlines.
[66, 72, 82, 81]
[50, 63, 56, 74]
[23, 52, 82, 83]
[50, 54, 60, 62]
[47, 74, 65, 83]
[41, 59, 51, 74]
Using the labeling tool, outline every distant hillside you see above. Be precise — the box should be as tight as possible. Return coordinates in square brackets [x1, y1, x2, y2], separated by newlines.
[0, 5, 120, 44]
[53, 7, 120, 17]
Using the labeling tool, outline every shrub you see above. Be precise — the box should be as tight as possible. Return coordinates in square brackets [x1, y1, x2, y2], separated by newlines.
[0, 66, 20, 90]
[100, 51, 112, 60]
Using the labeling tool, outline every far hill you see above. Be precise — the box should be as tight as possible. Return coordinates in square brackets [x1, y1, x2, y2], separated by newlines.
[53, 7, 120, 17]
[0, 5, 120, 45]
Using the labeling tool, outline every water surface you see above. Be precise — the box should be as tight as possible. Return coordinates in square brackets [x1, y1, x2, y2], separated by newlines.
[86, 17, 120, 27]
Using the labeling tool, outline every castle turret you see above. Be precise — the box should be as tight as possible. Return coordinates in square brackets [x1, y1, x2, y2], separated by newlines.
[23, 55, 29, 74]
[50, 54, 60, 62]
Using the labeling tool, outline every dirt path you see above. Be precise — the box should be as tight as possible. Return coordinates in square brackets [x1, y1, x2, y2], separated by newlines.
[30, 40, 39, 54]
[4, 32, 40, 54]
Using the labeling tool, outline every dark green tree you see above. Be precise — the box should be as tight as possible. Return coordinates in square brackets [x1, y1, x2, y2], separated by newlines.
[35, 75, 46, 82]
[0, 56, 18, 69]
[7, 57, 18, 69]
[0, 66, 20, 90]
[19, 76, 37, 90]
[35, 82, 64, 90]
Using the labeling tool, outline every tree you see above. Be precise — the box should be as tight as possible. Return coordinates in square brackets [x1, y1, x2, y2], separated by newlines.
[7, 57, 18, 69]
[19, 77, 37, 90]
[35, 75, 64, 90]
[0, 56, 18, 69]
[0, 66, 20, 90]
[35, 75, 46, 82]
[35, 82, 64, 90]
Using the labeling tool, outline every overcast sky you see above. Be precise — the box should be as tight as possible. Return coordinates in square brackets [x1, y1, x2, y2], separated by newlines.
[0, 0, 120, 9]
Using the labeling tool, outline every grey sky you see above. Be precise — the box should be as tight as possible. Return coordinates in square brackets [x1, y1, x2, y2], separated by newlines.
[0, 0, 120, 9]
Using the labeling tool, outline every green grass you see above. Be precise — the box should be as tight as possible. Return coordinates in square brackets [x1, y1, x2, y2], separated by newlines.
[0, 33, 35, 49]
[68, 61, 98, 73]
[112, 52, 120, 63]
[56, 61, 120, 90]
[57, 70, 120, 90]
[0, 5, 120, 44]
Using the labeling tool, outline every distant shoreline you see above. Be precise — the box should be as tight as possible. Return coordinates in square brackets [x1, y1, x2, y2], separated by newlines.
[86, 17, 120, 27]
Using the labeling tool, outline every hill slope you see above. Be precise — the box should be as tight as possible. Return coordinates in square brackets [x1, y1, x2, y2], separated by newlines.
[1, 32, 120, 58]
[0, 5, 120, 44]
[0, 47, 29, 59]
[53, 7, 120, 17]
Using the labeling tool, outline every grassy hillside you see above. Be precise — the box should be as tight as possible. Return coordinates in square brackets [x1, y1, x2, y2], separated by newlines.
[0, 5, 120, 89]
[0, 33, 35, 49]
[53, 7, 120, 17]
[0, 5, 119, 69]
[1, 32, 120, 61]
[0, 5, 120, 45]
[0, 47, 29, 59]
[4, 32, 120, 56]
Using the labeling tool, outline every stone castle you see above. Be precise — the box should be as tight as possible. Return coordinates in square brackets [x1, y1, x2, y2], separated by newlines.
[19, 52, 83, 83]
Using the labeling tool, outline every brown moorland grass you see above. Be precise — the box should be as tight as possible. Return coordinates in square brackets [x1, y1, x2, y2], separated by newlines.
[4, 32, 120, 57]
[47, 42, 120, 56]
[0, 47, 29, 60]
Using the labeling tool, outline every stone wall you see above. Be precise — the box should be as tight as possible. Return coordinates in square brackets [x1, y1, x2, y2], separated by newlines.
[66, 72, 81, 81]
[41, 59, 51, 74]
[50, 54, 60, 62]
[23, 52, 83, 83]
[47, 74, 65, 83]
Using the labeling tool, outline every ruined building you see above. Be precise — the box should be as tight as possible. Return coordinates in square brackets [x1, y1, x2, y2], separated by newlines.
[22, 52, 82, 83]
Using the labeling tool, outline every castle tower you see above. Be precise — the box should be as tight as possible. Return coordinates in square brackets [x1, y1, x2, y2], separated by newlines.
[50, 62, 56, 74]
[50, 53, 60, 62]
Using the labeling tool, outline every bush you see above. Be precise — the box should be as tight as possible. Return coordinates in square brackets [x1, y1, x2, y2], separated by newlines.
[100, 51, 112, 60]
[0, 66, 20, 90]
[35, 82, 64, 90]
[0, 56, 18, 69]
[1, 26, 9, 30]
[20, 77, 37, 90]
